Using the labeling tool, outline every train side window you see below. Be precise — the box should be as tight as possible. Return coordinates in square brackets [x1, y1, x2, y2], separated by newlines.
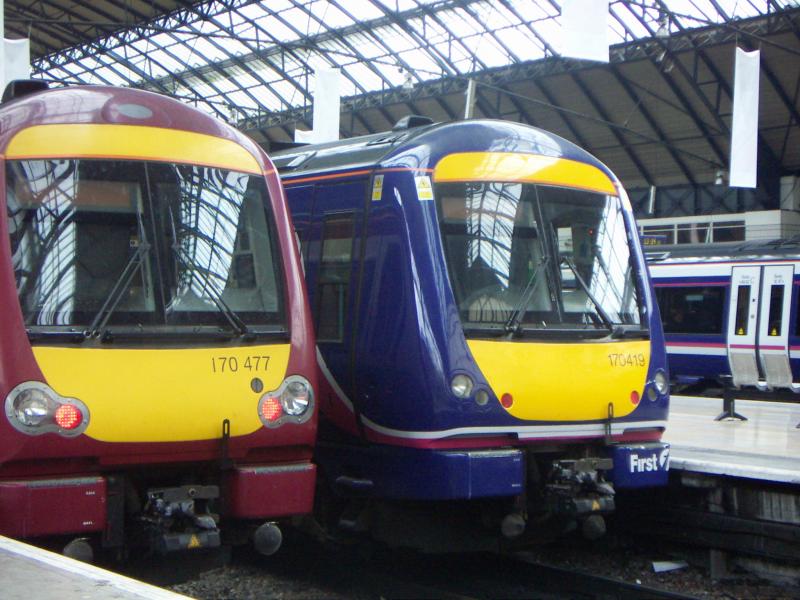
[767, 285, 784, 336]
[734, 285, 750, 335]
[316, 214, 354, 342]
[656, 286, 724, 334]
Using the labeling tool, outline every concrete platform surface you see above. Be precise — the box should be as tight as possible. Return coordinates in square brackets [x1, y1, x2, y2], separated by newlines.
[664, 395, 800, 483]
[0, 536, 191, 600]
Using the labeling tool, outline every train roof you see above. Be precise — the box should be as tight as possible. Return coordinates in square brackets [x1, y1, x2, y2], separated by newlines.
[272, 117, 615, 183]
[0, 84, 265, 164]
[645, 237, 800, 263]
[270, 120, 435, 176]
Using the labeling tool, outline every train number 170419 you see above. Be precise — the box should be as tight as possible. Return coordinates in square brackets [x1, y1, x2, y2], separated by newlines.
[607, 353, 645, 367]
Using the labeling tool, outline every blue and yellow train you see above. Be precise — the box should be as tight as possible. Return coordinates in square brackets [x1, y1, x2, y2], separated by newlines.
[275, 117, 670, 549]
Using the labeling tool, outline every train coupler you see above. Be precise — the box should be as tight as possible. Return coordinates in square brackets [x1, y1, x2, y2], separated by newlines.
[143, 485, 221, 553]
[544, 457, 615, 518]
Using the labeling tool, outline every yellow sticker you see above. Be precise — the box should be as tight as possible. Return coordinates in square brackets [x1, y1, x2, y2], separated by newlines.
[188, 534, 201, 549]
[415, 175, 434, 201]
[371, 174, 384, 201]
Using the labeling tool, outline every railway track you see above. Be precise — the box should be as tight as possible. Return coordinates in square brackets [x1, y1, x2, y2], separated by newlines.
[362, 551, 700, 600]
[154, 533, 701, 600]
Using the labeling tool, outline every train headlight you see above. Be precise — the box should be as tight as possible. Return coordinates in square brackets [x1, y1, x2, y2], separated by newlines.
[258, 376, 314, 427]
[4, 381, 89, 436]
[14, 388, 51, 426]
[654, 371, 669, 395]
[281, 379, 311, 416]
[450, 374, 474, 398]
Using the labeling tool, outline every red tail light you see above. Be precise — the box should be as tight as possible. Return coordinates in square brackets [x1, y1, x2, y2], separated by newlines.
[630, 390, 641, 405]
[260, 397, 283, 422]
[500, 393, 514, 408]
[54, 404, 82, 429]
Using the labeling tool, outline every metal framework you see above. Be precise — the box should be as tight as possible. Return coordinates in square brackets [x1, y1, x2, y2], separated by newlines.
[8, 0, 800, 190]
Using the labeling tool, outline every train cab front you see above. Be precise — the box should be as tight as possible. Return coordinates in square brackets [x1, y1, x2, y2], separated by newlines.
[430, 150, 670, 538]
[0, 86, 317, 558]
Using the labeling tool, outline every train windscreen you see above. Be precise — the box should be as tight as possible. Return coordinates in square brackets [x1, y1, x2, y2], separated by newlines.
[7, 159, 285, 335]
[436, 181, 644, 336]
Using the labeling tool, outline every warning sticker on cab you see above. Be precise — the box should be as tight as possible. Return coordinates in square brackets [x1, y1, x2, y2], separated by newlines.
[415, 175, 434, 201]
[371, 174, 384, 201]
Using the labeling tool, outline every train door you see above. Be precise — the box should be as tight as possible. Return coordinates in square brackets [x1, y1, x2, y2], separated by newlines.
[726, 266, 761, 387]
[756, 265, 797, 389]
[311, 179, 368, 406]
[726, 264, 799, 390]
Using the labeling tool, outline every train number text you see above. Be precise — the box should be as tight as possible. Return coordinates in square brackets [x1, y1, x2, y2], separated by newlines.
[607, 353, 645, 367]
[211, 356, 270, 373]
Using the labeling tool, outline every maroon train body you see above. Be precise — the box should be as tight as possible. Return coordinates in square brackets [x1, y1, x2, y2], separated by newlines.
[0, 82, 317, 557]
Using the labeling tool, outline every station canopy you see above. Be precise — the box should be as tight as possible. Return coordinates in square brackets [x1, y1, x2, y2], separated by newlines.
[8, 1, 800, 188]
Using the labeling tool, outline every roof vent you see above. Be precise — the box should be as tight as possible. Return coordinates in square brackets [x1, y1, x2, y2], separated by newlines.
[392, 115, 433, 131]
[2, 79, 49, 104]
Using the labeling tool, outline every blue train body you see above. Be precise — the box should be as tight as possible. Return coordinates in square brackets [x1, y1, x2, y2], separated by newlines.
[648, 240, 800, 391]
[275, 119, 670, 546]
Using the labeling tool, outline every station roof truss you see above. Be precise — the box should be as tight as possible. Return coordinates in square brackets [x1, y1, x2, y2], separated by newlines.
[10, 0, 800, 189]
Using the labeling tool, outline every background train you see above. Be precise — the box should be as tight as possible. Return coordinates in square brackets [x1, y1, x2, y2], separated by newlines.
[273, 117, 671, 550]
[647, 238, 800, 393]
[0, 82, 317, 559]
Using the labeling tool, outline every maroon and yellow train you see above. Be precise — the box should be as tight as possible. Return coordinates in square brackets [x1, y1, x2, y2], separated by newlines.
[0, 82, 316, 558]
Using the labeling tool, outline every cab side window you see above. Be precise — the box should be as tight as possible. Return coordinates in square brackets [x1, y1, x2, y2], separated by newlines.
[316, 214, 354, 341]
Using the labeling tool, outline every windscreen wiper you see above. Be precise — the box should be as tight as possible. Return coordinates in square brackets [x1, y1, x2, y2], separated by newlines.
[166, 206, 251, 338]
[27, 328, 88, 343]
[87, 240, 151, 340]
[559, 256, 616, 335]
[170, 247, 252, 338]
[504, 256, 549, 337]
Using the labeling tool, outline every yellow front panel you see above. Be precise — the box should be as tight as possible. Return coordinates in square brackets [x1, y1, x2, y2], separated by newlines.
[434, 152, 617, 195]
[32, 344, 291, 442]
[6, 124, 261, 174]
[468, 340, 649, 421]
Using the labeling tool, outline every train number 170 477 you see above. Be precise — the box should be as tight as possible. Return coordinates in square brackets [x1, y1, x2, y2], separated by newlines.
[211, 355, 270, 373]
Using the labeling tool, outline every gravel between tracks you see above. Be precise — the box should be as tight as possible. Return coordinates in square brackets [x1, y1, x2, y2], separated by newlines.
[165, 534, 798, 600]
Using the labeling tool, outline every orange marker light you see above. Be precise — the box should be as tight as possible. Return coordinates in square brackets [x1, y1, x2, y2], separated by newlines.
[260, 397, 283, 422]
[500, 393, 514, 408]
[630, 390, 641, 406]
[54, 404, 82, 430]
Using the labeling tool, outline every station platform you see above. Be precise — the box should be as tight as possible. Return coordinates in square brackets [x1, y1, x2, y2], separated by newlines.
[663, 395, 800, 484]
[0, 536, 191, 600]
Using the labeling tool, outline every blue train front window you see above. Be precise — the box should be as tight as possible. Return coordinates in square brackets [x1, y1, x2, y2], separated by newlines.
[7, 158, 285, 336]
[436, 181, 643, 334]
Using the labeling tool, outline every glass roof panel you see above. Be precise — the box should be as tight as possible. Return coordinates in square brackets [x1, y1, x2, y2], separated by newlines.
[508, 0, 559, 21]
[336, 0, 385, 20]
[310, 2, 356, 28]
[224, 89, 259, 110]
[344, 62, 384, 90]
[346, 32, 386, 60]
[31, 0, 789, 121]
[373, 0, 421, 11]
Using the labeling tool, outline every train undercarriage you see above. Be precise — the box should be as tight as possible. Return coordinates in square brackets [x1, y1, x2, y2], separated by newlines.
[312, 443, 660, 553]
